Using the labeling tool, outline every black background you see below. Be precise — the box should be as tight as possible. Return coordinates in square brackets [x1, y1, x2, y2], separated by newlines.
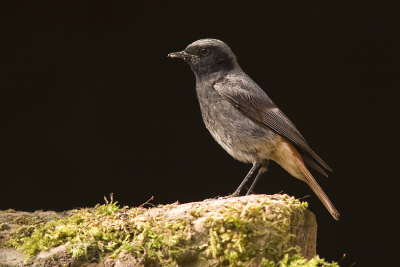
[1, 1, 398, 266]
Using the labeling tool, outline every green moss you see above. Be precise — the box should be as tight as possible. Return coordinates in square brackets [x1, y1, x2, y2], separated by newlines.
[6, 194, 338, 266]
[262, 254, 339, 267]
[202, 195, 308, 266]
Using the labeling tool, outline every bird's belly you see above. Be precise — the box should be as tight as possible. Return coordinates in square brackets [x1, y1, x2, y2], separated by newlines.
[201, 99, 276, 163]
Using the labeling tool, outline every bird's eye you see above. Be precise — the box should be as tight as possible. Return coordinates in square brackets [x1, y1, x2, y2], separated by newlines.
[200, 48, 209, 55]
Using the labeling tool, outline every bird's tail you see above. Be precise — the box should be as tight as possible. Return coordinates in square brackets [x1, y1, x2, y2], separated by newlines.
[271, 136, 340, 220]
[292, 155, 340, 221]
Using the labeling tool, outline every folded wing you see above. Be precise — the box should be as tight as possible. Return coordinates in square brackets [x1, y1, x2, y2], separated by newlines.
[214, 75, 332, 174]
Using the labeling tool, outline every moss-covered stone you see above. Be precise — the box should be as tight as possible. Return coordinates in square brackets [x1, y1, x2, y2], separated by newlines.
[0, 194, 338, 267]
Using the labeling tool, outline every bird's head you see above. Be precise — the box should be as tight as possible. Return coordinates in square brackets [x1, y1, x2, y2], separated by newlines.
[168, 39, 239, 78]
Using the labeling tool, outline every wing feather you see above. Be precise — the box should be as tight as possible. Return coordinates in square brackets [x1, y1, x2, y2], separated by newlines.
[214, 75, 331, 172]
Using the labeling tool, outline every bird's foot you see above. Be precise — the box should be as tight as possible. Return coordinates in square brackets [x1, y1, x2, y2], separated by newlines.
[217, 192, 240, 200]
[245, 190, 255, 196]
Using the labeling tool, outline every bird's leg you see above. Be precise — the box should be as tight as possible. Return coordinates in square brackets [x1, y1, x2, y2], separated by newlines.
[246, 160, 269, 195]
[231, 162, 260, 196]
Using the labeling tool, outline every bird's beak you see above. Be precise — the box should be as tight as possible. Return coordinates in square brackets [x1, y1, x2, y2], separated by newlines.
[168, 51, 198, 59]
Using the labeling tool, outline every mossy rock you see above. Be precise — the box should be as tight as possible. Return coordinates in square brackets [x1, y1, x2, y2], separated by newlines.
[0, 194, 338, 267]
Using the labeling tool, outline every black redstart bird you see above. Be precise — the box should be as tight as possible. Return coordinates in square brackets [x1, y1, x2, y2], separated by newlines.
[168, 39, 339, 220]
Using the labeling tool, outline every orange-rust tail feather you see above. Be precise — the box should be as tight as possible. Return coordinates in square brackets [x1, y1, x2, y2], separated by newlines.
[271, 136, 340, 220]
[293, 155, 340, 220]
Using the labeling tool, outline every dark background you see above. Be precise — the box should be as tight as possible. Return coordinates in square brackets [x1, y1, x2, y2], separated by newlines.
[1, 1, 398, 266]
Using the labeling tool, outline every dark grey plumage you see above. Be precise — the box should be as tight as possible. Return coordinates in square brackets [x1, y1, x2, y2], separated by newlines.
[168, 39, 339, 220]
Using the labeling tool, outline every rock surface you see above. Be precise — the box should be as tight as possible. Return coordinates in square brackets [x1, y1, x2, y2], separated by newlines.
[0, 194, 317, 267]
